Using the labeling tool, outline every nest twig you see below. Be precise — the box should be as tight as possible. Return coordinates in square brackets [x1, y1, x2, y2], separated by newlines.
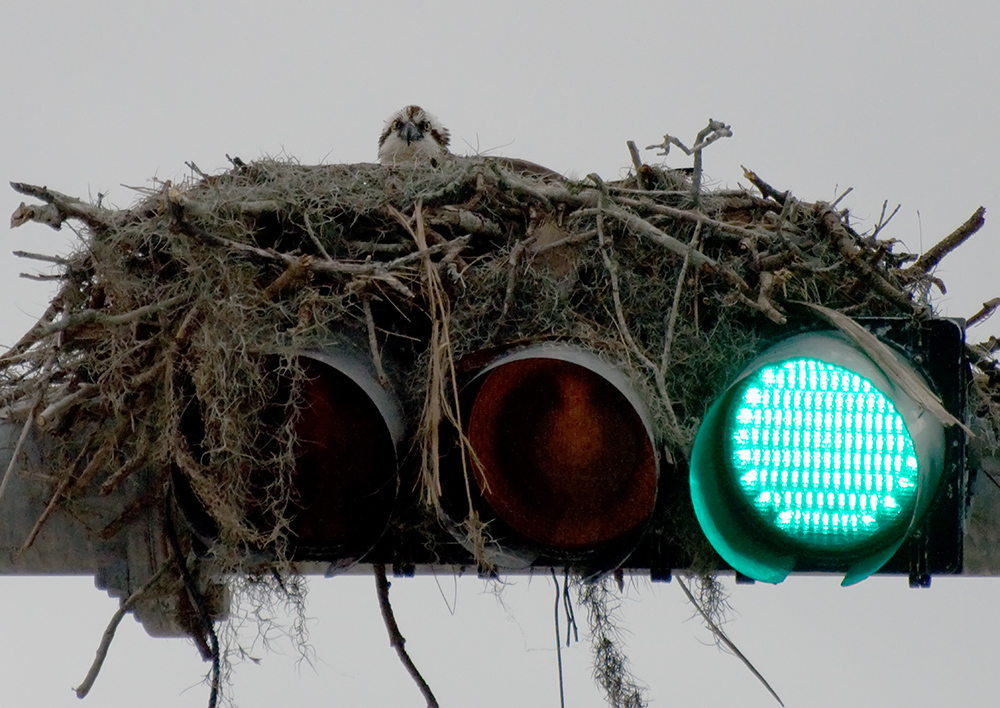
[374, 563, 439, 708]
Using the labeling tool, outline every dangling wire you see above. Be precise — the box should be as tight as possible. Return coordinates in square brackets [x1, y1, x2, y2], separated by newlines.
[552, 568, 566, 708]
[563, 567, 578, 646]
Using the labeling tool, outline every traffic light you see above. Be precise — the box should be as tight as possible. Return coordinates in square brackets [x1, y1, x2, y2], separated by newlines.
[437, 343, 660, 572]
[174, 343, 406, 565]
[688, 318, 967, 585]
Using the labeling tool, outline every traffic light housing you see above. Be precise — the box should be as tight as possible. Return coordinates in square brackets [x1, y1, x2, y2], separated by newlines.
[435, 343, 660, 573]
[688, 318, 967, 585]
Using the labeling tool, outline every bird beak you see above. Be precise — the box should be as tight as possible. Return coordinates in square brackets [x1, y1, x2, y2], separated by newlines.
[399, 122, 422, 144]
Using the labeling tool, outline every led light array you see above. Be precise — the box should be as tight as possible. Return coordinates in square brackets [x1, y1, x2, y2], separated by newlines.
[729, 358, 919, 545]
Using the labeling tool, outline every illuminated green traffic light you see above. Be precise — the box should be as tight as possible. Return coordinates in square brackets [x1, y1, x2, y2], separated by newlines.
[727, 358, 918, 552]
[689, 330, 948, 585]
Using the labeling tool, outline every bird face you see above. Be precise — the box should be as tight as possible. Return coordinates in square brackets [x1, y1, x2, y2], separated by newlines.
[378, 105, 451, 164]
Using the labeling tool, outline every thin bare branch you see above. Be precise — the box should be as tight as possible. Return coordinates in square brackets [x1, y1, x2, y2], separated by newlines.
[374, 564, 439, 708]
[646, 120, 732, 200]
[494, 240, 526, 338]
[428, 208, 503, 239]
[0, 352, 54, 509]
[626, 140, 647, 190]
[36, 383, 97, 429]
[830, 186, 854, 209]
[75, 559, 176, 698]
[19, 471, 76, 554]
[742, 166, 789, 205]
[678, 577, 784, 707]
[871, 200, 902, 240]
[363, 297, 389, 387]
[614, 195, 765, 243]
[164, 506, 221, 707]
[552, 569, 567, 708]
[815, 203, 919, 311]
[302, 210, 333, 260]
[596, 198, 679, 433]
[13, 250, 71, 265]
[661, 222, 702, 373]
[0, 298, 64, 368]
[601, 200, 716, 268]
[34, 294, 187, 341]
[968, 298, 1000, 328]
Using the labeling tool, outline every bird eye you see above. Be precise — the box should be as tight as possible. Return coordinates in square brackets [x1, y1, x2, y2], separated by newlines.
[393, 120, 402, 129]
[418, 122, 429, 131]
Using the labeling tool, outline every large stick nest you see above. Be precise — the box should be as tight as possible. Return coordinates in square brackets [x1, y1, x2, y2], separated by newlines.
[4, 140, 998, 568]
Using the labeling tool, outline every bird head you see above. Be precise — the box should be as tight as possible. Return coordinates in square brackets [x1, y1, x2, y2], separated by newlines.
[377, 105, 451, 164]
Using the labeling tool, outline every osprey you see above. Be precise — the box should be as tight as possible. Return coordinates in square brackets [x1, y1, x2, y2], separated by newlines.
[377, 105, 451, 165]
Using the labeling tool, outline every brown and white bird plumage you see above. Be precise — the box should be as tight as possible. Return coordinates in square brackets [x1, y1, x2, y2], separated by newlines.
[377, 105, 451, 165]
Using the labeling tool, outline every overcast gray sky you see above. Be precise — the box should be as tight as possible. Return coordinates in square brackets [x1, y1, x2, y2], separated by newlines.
[2, 2, 999, 707]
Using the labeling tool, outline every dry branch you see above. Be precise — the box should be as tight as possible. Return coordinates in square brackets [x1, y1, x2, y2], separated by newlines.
[36, 383, 97, 429]
[742, 165, 789, 205]
[871, 200, 902, 240]
[0, 352, 54, 508]
[626, 140, 648, 191]
[646, 119, 732, 200]
[601, 199, 716, 268]
[661, 222, 702, 374]
[596, 200, 677, 430]
[75, 559, 176, 698]
[10, 182, 115, 231]
[911, 206, 987, 273]
[677, 577, 784, 707]
[13, 250, 71, 265]
[815, 202, 919, 312]
[374, 563, 439, 708]
[428, 208, 503, 238]
[0, 299, 64, 369]
[968, 297, 1000, 328]
[19, 471, 75, 554]
[614, 196, 763, 243]
[33, 295, 187, 341]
